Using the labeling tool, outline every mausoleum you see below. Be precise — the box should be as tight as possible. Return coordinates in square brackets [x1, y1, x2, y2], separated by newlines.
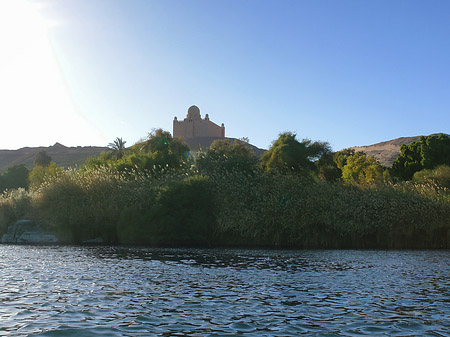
[173, 105, 225, 139]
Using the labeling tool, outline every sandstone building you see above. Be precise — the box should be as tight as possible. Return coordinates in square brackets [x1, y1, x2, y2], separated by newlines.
[172, 105, 264, 157]
[173, 105, 225, 139]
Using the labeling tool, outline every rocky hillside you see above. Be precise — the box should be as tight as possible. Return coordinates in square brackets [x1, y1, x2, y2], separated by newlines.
[0, 143, 109, 173]
[351, 136, 424, 167]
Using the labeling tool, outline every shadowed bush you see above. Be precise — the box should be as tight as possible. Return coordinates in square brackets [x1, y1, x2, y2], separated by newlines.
[117, 175, 216, 246]
[32, 165, 215, 245]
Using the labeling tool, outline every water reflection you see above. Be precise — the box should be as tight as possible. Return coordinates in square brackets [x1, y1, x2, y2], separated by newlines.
[87, 247, 365, 272]
[0, 246, 449, 336]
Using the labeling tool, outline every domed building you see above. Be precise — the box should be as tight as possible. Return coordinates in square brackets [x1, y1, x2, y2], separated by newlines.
[173, 105, 225, 140]
[172, 105, 265, 156]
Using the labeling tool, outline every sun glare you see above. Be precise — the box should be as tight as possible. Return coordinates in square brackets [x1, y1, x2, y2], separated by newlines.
[0, 0, 106, 149]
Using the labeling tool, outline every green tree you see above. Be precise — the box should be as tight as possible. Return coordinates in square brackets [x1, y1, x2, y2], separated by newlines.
[140, 129, 171, 153]
[34, 150, 52, 167]
[333, 148, 356, 170]
[393, 134, 450, 180]
[108, 137, 127, 159]
[196, 138, 259, 175]
[84, 152, 114, 169]
[0, 164, 30, 191]
[120, 129, 190, 172]
[421, 134, 450, 169]
[260, 132, 331, 174]
[29, 162, 61, 189]
[341, 152, 384, 184]
[142, 129, 189, 167]
[317, 153, 342, 182]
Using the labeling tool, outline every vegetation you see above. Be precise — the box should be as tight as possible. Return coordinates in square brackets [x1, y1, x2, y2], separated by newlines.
[196, 138, 259, 175]
[108, 137, 127, 159]
[393, 133, 450, 180]
[212, 171, 450, 248]
[34, 150, 52, 167]
[260, 132, 331, 175]
[29, 162, 61, 189]
[88, 129, 191, 174]
[0, 188, 32, 235]
[0, 164, 30, 192]
[0, 130, 449, 249]
[413, 165, 450, 188]
[341, 151, 384, 184]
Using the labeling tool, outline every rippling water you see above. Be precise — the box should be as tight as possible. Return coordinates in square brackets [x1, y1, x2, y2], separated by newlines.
[1, 246, 450, 336]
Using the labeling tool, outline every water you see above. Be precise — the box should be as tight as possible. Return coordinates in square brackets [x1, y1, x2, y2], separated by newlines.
[0, 247, 449, 336]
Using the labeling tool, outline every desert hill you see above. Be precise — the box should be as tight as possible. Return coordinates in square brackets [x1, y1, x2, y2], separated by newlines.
[351, 136, 424, 167]
[0, 143, 109, 173]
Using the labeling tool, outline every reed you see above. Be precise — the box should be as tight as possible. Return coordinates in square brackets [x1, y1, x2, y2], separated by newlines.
[0, 164, 449, 248]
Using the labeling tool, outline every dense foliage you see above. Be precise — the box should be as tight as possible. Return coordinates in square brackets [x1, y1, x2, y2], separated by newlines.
[89, 129, 192, 174]
[260, 132, 331, 175]
[393, 134, 450, 180]
[0, 130, 449, 249]
[413, 165, 450, 188]
[28, 162, 61, 189]
[196, 139, 259, 175]
[34, 150, 52, 167]
[341, 151, 384, 184]
[0, 164, 29, 192]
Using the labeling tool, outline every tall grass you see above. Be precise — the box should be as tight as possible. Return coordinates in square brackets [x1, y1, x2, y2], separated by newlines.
[0, 164, 449, 248]
[29, 165, 215, 245]
[33, 166, 127, 242]
[0, 188, 33, 235]
[211, 170, 450, 248]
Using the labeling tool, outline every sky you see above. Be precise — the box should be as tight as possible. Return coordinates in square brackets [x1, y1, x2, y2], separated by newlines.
[0, 0, 449, 151]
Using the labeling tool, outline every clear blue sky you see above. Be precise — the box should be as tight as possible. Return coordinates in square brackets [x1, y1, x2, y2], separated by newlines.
[1, 0, 449, 151]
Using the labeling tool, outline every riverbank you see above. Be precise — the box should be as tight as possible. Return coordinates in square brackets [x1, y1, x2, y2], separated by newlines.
[1, 166, 450, 249]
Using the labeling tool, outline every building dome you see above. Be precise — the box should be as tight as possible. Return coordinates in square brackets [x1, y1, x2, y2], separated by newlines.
[187, 105, 201, 120]
[173, 105, 225, 140]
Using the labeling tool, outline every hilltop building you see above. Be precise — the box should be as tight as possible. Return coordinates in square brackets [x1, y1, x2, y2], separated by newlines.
[173, 105, 225, 140]
[172, 105, 264, 156]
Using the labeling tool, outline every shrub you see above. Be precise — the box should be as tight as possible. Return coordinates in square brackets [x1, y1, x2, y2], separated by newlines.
[0, 164, 30, 192]
[29, 162, 62, 190]
[117, 175, 216, 246]
[0, 188, 33, 235]
[211, 169, 450, 249]
[196, 139, 259, 176]
[34, 167, 127, 243]
[413, 165, 450, 189]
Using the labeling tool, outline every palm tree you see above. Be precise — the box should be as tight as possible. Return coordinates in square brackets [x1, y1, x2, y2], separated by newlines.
[108, 137, 127, 159]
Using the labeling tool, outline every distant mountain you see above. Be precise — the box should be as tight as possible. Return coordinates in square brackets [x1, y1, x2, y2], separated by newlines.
[0, 143, 109, 173]
[350, 135, 436, 167]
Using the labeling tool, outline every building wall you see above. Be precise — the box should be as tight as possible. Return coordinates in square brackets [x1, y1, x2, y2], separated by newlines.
[173, 106, 225, 139]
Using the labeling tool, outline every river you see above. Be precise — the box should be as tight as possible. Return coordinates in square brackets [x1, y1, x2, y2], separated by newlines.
[0, 246, 449, 336]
